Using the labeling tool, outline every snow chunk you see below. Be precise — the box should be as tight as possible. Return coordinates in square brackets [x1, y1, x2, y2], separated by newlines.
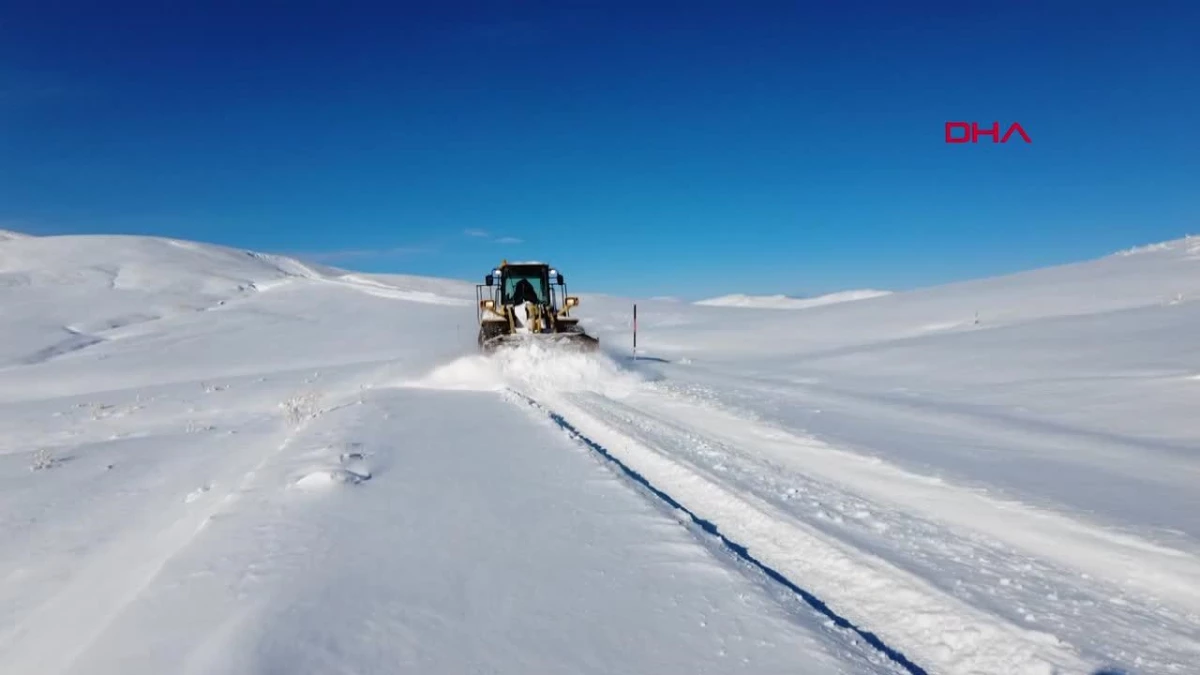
[293, 468, 368, 490]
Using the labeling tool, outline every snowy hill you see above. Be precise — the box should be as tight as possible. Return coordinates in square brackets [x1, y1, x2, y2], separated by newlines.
[695, 289, 891, 309]
[0, 228, 34, 241]
[0, 233, 470, 374]
[2, 230, 1199, 675]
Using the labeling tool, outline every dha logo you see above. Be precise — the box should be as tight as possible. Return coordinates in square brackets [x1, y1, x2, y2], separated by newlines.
[945, 122, 1031, 144]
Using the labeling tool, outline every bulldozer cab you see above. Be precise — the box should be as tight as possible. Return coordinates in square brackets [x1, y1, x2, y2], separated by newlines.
[502, 266, 549, 306]
[479, 262, 561, 313]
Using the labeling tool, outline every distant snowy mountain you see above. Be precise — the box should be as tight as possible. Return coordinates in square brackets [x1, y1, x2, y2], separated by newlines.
[694, 289, 891, 309]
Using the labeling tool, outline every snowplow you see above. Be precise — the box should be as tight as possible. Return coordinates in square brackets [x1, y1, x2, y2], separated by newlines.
[476, 261, 599, 354]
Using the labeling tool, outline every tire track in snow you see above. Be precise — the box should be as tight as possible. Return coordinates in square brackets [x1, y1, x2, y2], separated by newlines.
[506, 387, 1091, 675]
[508, 388, 928, 675]
[615, 382, 1200, 614]
[565, 387, 1200, 673]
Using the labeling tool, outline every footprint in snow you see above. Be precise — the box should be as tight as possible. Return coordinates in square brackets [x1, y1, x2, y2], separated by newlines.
[339, 451, 373, 481]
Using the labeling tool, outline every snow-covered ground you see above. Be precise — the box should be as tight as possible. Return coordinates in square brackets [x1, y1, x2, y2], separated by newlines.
[3, 231, 1199, 674]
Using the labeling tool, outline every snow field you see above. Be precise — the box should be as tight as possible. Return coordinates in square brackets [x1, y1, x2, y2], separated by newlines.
[5, 230, 1200, 674]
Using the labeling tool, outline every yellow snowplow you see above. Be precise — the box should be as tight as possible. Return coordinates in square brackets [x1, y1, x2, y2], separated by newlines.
[476, 260, 599, 354]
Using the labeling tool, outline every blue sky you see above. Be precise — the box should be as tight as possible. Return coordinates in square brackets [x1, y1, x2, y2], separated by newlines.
[2, 1, 1197, 298]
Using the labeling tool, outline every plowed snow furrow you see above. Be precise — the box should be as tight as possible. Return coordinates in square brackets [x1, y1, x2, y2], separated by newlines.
[563, 385, 1200, 673]
[511, 387, 1091, 675]
[508, 389, 926, 675]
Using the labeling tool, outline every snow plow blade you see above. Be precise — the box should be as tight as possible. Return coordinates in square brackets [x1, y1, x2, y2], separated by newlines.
[481, 332, 599, 355]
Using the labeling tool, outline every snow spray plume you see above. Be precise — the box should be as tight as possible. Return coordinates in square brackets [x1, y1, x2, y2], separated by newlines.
[397, 343, 648, 398]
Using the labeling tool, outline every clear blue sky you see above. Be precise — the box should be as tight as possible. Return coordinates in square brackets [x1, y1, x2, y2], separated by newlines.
[2, 1, 1197, 298]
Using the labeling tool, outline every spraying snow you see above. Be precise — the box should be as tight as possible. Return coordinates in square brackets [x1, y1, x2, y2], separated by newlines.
[399, 344, 650, 398]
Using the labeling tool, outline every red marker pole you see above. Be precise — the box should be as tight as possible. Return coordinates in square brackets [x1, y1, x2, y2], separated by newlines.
[632, 304, 638, 361]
